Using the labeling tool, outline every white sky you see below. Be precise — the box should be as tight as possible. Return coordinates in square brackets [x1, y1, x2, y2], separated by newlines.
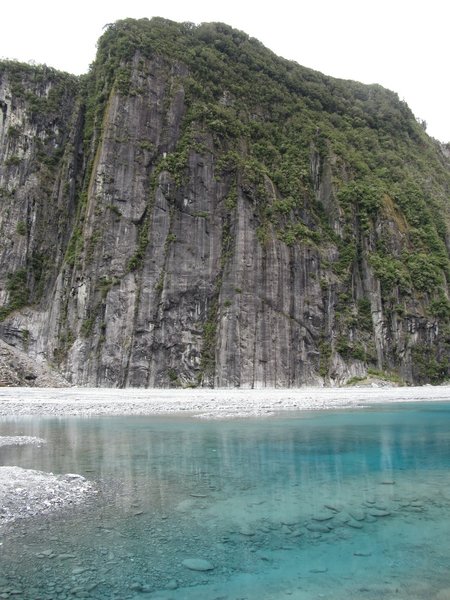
[2, 0, 449, 141]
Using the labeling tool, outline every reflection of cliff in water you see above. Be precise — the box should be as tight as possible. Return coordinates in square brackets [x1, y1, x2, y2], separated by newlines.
[1, 407, 449, 516]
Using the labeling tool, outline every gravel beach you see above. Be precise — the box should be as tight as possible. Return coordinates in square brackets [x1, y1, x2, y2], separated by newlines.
[1, 385, 450, 419]
[0, 466, 95, 528]
[0, 435, 94, 530]
[0, 435, 46, 447]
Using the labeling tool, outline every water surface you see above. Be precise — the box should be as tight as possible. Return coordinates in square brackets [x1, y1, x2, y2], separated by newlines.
[1, 402, 450, 599]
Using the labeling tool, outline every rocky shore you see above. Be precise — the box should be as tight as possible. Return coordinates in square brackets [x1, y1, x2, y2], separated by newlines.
[0, 466, 95, 529]
[0, 436, 94, 531]
[0, 435, 46, 447]
[0, 385, 449, 419]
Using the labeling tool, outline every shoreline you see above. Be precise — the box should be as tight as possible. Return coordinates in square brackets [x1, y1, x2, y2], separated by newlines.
[1, 385, 449, 419]
[1, 386, 449, 545]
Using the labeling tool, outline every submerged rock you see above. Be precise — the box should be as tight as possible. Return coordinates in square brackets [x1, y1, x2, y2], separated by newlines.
[312, 511, 335, 521]
[182, 558, 215, 571]
[349, 509, 366, 521]
[324, 504, 341, 513]
[290, 528, 304, 537]
[335, 512, 351, 524]
[346, 520, 363, 529]
[309, 567, 328, 573]
[238, 525, 255, 536]
[368, 509, 391, 517]
[166, 580, 178, 590]
[306, 523, 331, 533]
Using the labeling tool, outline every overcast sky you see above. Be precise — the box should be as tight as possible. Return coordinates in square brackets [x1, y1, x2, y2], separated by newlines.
[2, 0, 449, 141]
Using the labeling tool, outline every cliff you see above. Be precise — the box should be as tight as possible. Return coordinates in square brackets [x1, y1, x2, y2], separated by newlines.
[0, 18, 449, 387]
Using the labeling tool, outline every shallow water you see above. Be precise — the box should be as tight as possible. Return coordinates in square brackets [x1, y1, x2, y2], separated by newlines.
[1, 402, 450, 600]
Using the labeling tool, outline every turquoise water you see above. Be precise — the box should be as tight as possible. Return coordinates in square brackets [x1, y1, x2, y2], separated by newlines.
[1, 402, 450, 599]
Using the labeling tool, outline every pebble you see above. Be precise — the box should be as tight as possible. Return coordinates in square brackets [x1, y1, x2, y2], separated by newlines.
[290, 528, 304, 537]
[256, 551, 272, 562]
[182, 558, 214, 571]
[324, 504, 341, 513]
[130, 582, 143, 591]
[347, 520, 363, 529]
[335, 512, 351, 524]
[238, 526, 255, 536]
[281, 518, 298, 526]
[368, 509, 391, 517]
[306, 523, 331, 533]
[36, 550, 56, 559]
[72, 567, 88, 575]
[69, 587, 83, 594]
[86, 581, 99, 592]
[136, 595, 174, 600]
[349, 509, 366, 521]
[312, 511, 335, 522]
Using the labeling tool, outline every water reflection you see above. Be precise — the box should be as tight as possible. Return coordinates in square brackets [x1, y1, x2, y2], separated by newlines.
[0, 405, 450, 599]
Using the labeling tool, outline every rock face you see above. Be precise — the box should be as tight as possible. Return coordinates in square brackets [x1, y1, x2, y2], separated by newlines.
[0, 339, 68, 387]
[0, 18, 449, 387]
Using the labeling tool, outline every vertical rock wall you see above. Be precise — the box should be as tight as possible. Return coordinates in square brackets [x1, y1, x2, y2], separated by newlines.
[0, 25, 449, 388]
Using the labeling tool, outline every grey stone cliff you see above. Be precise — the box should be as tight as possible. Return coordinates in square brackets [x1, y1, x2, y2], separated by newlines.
[0, 19, 449, 387]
